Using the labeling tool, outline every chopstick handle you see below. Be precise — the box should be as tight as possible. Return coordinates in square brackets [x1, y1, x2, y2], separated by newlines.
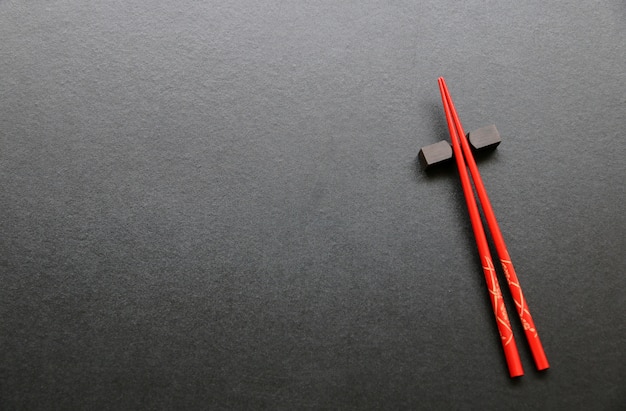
[438, 78, 524, 377]
[481, 255, 525, 377]
[499, 256, 550, 370]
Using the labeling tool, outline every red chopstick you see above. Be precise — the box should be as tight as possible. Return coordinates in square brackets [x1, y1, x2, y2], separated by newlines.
[439, 78, 549, 371]
[437, 78, 524, 378]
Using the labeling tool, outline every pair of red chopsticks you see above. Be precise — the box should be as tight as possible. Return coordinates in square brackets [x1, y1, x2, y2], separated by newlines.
[438, 77, 549, 377]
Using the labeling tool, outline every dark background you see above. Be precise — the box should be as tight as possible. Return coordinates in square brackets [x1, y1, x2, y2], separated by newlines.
[1, 1, 625, 409]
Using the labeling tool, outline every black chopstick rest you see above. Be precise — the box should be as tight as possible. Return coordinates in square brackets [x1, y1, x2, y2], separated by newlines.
[468, 124, 501, 152]
[418, 124, 501, 170]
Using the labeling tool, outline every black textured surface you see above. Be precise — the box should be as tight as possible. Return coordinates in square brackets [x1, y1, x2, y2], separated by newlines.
[1, 1, 625, 410]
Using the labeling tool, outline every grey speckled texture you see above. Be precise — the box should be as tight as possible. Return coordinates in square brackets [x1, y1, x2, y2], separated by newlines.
[1, 1, 625, 409]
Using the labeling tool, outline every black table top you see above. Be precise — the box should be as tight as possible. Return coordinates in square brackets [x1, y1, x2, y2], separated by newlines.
[2, 1, 625, 409]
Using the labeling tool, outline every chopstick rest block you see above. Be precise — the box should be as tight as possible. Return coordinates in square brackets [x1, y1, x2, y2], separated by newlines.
[418, 140, 453, 170]
[418, 125, 501, 170]
[468, 124, 501, 152]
